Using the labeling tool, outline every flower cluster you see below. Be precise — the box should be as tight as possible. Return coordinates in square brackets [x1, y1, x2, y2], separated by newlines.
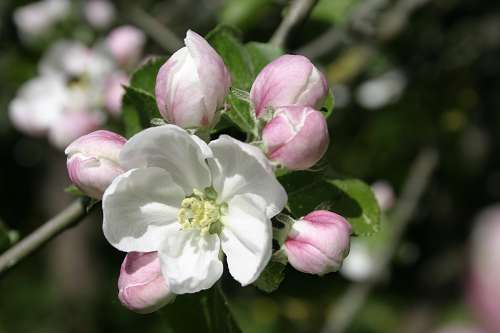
[65, 30, 352, 313]
[9, 25, 145, 149]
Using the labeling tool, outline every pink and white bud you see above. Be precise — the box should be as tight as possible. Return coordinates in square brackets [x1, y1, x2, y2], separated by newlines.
[155, 30, 231, 129]
[250, 54, 328, 117]
[284, 210, 352, 275]
[104, 71, 129, 116]
[106, 25, 146, 68]
[84, 0, 115, 29]
[65, 130, 126, 199]
[118, 252, 175, 314]
[262, 106, 329, 170]
[467, 204, 500, 333]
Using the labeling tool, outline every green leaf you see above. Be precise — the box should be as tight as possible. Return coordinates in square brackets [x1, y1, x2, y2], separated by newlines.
[129, 56, 167, 95]
[64, 184, 85, 197]
[0, 223, 11, 253]
[121, 86, 159, 137]
[254, 251, 287, 293]
[279, 172, 381, 236]
[321, 88, 335, 119]
[162, 284, 242, 333]
[206, 25, 254, 90]
[245, 42, 283, 74]
[224, 92, 258, 137]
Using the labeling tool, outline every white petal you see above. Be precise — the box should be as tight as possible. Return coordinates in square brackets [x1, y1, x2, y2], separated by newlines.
[120, 125, 211, 194]
[208, 135, 287, 217]
[220, 194, 272, 286]
[159, 230, 223, 294]
[103, 167, 184, 252]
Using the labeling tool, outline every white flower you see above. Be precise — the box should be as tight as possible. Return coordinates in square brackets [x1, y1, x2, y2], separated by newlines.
[13, 0, 70, 42]
[102, 125, 287, 294]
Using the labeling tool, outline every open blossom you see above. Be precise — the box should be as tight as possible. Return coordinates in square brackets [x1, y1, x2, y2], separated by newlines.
[9, 40, 119, 149]
[284, 210, 351, 275]
[102, 125, 286, 294]
[118, 252, 175, 314]
[262, 106, 329, 170]
[13, 0, 70, 42]
[155, 30, 231, 129]
[250, 54, 328, 117]
[65, 130, 126, 199]
[106, 25, 146, 68]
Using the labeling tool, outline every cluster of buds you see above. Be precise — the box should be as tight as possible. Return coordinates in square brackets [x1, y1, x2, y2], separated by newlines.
[63, 30, 350, 314]
[251, 55, 330, 170]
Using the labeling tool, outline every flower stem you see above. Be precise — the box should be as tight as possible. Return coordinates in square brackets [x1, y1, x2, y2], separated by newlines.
[270, 0, 320, 49]
[321, 148, 439, 333]
[0, 198, 97, 277]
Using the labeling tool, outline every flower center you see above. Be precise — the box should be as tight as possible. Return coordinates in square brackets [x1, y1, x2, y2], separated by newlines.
[178, 188, 224, 235]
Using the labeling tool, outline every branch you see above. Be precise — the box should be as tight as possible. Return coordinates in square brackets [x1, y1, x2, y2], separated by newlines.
[125, 6, 182, 54]
[0, 199, 96, 277]
[321, 148, 439, 333]
[270, 0, 319, 49]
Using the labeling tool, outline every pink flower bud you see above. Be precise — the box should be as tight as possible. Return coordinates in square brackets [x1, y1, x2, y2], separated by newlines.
[118, 252, 175, 314]
[104, 71, 129, 116]
[49, 111, 104, 150]
[65, 130, 126, 199]
[84, 0, 115, 29]
[250, 54, 328, 117]
[262, 106, 329, 170]
[155, 30, 231, 129]
[107, 25, 146, 68]
[467, 205, 500, 332]
[284, 210, 352, 275]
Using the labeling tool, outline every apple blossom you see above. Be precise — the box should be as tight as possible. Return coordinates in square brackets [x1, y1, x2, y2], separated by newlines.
[106, 25, 146, 68]
[9, 75, 68, 137]
[250, 54, 328, 117]
[65, 130, 126, 199]
[262, 106, 329, 170]
[10, 40, 119, 149]
[155, 30, 231, 129]
[13, 0, 70, 43]
[467, 204, 500, 333]
[284, 210, 351, 275]
[118, 252, 175, 314]
[102, 125, 286, 294]
[84, 0, 115, 29]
